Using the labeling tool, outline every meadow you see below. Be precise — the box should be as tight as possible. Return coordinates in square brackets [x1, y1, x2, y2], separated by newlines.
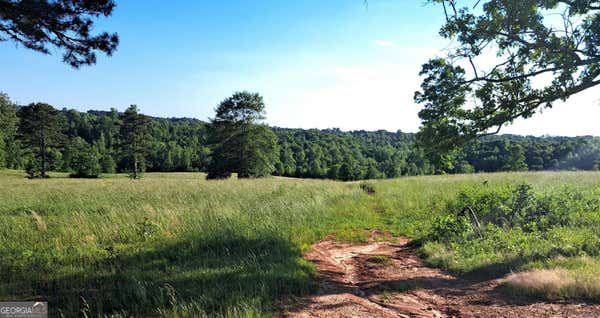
[2, 170, 600, 317]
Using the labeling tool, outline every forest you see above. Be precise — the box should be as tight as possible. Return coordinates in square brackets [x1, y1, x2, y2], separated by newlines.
[2, 94, 600, 180]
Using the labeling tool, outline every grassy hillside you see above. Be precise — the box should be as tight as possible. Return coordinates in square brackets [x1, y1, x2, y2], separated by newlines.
[2, 171, 600, 316]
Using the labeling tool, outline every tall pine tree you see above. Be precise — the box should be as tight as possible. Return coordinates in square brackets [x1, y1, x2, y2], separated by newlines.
[207, 92, 278, 179]
[17, 103, 65, 178]
[119, 105, 150, 179]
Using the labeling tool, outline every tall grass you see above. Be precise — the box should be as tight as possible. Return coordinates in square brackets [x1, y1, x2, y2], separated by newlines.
[0, 172, 381, 317]
[2, 171, 600, 316]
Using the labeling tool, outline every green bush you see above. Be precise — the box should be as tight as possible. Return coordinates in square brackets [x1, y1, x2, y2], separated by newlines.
[69, 151, 101, 178]
[429, 214, 472, 243]
[422, 183, 600, 277]
[100, 154, 117, 173]
[443, 184, 592, 232]
[24, 158, 41, 179]
[67, 138, 102, 178]
[359, 182, 376, 194]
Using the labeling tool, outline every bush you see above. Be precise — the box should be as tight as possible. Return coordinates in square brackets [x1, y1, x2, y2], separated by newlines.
[422, 183, 600, 278]
[65, 138, 102, 178]
[69, 151, 101, 178]
[100, 154, 116, 174]
[429, 214, 472, 243]
[443, 183, 585, 232]
[24, 159, 41, 178]
[359, 182, 376, 195]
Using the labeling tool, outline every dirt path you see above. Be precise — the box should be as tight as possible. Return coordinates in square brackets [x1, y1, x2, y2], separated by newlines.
[284, 235, 600, 318]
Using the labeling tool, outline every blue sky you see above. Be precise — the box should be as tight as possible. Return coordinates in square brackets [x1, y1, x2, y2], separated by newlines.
[1, 0, 599, 136]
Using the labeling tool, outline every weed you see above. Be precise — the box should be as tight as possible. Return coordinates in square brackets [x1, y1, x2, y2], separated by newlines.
[367, 255, 392, 266]
[359, 182, 376, 195]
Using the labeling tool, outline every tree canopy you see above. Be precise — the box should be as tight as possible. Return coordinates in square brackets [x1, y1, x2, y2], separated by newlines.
[17, 102, 65, 178]
[3, 93, 600, 180]
[0, 93, 18, 169]
[119, 105, 150, 179]
[0, 0, 119, 67]
[207, 92, 278, 179]
[416, 0, 600, 155]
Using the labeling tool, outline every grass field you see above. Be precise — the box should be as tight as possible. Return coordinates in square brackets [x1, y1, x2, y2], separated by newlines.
[2, 170, 600, 316]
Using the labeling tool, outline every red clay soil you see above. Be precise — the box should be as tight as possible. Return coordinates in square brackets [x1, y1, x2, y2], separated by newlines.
[283, 234, 600, 318]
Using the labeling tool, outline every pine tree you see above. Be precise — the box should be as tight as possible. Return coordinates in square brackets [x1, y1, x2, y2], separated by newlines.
[0, 0, 118, 68]
[207, 92, 278, 179]
[119, 105, 151, 179]
[17, 103, 65, 178]
[0, 93, 19, 169]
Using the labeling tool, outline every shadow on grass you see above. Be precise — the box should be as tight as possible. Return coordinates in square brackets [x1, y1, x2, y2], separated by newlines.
[11, 233, 316, 317]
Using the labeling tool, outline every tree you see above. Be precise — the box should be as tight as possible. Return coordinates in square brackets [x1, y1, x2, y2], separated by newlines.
[17, 103, 65, 178]
[119, 105, 150, 179]
[327, 164, 341, 180]
[0, 93, 19, 169]
[68, 137, 101, 178]
[206, 91, 278, 179]
[416, 0, 600, 154]
[100, 153, 116, 173]
[278, 143, 296, 176]
[338, 162, 357, 181]
[365, 158, 383, 179]
[503, 143, 528, 172]
[0, 0, 119, 68]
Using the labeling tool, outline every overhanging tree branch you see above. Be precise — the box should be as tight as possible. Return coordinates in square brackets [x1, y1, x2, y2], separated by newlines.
[0, 0, 119, 68]
[415, 0, 600, 157]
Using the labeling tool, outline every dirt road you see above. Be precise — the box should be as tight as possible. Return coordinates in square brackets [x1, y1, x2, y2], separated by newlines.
[284, 234, 600, 318]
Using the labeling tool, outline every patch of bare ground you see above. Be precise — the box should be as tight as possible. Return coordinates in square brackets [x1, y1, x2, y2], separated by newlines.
[283, 233, 600, 318]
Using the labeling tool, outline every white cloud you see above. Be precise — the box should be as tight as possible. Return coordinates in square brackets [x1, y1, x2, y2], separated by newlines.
[266, 62, 422, 132]
[503, 87, 600, 137]
[375, 40, 398, 47]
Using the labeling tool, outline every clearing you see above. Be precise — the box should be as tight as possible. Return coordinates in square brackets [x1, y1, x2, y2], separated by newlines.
[4, 171, 600, 316]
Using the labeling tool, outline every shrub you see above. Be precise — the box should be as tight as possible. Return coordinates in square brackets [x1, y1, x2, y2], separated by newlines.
[423, 183, 600, 279]
[100, 154, 116, 174]
[24, 158, 41, 178]
[429, 214, 472, 243]
[69, 151, 101, 178]
[359, 182, 376, 195]
[443, 184, 588, 232]
[138, 217, 161, 240]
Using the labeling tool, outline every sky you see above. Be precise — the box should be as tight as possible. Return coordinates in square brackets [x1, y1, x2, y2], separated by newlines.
[1, 0, 599, 136]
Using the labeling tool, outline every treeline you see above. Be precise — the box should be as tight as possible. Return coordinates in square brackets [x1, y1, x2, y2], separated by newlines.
[2, 93, 600, 180]
[274, 129, 600, 180]
[0, 100, 211, 177]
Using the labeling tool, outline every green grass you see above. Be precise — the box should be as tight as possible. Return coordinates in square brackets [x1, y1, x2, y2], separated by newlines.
[2, 171, 600, 316]
[366, 255, 393, 266]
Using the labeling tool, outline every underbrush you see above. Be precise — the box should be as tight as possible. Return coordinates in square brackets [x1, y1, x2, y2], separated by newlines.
[419, 182, 600, 301]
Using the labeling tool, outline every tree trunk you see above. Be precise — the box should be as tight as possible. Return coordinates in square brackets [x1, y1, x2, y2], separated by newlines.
[133, 157, 138, 179]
